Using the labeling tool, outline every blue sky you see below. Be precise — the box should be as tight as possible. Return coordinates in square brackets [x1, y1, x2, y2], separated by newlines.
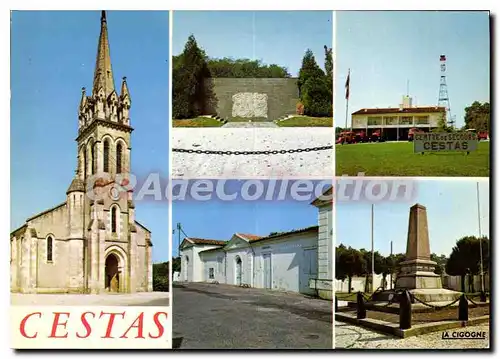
[335, 11, 490, 128]
[171, 179, 330, 257]
[173, 11, 333, 77]
[337, 180, 490, 257]
[11, 10, 170, 263]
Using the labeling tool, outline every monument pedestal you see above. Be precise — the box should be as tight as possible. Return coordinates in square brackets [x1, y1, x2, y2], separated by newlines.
[394, 204, 461, 303]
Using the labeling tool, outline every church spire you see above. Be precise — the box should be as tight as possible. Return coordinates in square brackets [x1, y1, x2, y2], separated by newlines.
[92, 10, 115, 97]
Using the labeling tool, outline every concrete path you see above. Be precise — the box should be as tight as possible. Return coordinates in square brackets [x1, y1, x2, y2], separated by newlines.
[11, 291, 169, 306]
[222, 121, 278, 128]
[172, 128, 333, 178]
[172, 282, 332, 349]
[335, 321, 490, 349]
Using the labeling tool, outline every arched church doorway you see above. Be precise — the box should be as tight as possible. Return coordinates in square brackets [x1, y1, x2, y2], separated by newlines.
[235, 256, 242, 286]
[105, 253, 120, 292]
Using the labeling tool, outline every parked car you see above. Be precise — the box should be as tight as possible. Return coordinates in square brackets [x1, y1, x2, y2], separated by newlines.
[336, 131, 357, 144]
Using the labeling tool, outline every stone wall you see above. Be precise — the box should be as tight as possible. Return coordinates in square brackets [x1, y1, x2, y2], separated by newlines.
[206, 78, 299, 120]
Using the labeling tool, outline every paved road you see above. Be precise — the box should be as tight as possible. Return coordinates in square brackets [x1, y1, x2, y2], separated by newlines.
[335, 321, 490, 349]
[172, 283, 333, 349]
[171, 128, 333, 178]
[222, 122, 278, 128]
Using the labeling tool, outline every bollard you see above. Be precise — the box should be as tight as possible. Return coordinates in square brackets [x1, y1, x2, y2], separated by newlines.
[335, 296, 338, 312]
[458, 294, 468, 321]
[480, 291, 487, 303]
[399, 290, 412, 330]
[356, 291, 366, 319]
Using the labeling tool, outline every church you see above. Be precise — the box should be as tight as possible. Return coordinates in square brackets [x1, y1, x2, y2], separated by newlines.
[10, 11, 153, 294]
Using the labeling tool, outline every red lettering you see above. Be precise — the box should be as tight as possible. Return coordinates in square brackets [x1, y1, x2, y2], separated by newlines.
[20, 312, 41, 339]
[149, 312, 168, 339]
[99, 311, 125, 338]
[49, 312, 70, 338]
[76, 311, 96, 339]
[120, 312, 145, 339]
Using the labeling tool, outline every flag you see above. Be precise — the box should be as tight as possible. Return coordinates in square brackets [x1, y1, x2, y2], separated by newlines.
[345, 70, 350, 100]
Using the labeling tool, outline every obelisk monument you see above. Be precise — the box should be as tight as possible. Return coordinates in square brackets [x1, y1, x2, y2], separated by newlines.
[395, 204, 461, 302]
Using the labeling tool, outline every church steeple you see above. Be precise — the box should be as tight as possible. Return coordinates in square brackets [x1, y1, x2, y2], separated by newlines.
[92, 10, 115, 97]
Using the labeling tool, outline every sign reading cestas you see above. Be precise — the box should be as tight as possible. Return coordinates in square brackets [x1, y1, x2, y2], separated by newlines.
[414, 132, 478, 153]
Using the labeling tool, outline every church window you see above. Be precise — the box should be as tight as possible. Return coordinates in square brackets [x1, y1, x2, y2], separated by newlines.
[103, 139, 110, 172]
[47, 236, 53, 262]
[111, 207, 118, 233]
[116, 143, 123, 174]
[91, 143, 96, 175]
[209, 268, 214, 279]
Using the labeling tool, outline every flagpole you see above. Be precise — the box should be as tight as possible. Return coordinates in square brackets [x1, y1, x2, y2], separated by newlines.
[345, 69, 350, 131]
[477, 182, 485, 293]
[371, 203, 375, 292]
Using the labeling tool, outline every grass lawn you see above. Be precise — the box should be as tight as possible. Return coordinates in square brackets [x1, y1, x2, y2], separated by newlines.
[336, 141, 490, 177]
[173, 117, 223, 128]
[277, 116, 333, 127]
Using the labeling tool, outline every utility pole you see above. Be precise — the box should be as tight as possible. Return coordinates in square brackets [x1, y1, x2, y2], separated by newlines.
[390, 240, 393, 290]
[477, 182, 485, 293]
[371, 204, 375, 292]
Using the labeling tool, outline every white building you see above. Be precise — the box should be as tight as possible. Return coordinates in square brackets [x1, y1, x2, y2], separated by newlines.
[351, 95, 446, 141]
[179, 189, 333, 299]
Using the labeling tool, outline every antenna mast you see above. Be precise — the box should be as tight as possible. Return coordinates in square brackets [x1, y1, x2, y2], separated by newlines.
[438, 55, 455, 128]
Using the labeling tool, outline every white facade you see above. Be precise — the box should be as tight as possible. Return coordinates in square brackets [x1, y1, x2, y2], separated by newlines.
[179, 190, 333, 298]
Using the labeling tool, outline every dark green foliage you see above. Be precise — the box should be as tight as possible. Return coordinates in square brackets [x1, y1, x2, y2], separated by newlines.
[297, 48, 332, 117]
[207, 58, 290, 78]
[445, 236, 489, 292]
[172, 35, 217, 119]
[301, 77, 332, 117]
[464, 101, 490, 131]
[153, 262, 169, 292]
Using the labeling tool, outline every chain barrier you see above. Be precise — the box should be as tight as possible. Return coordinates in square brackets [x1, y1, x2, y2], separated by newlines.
[465, 295, 481, 307]
[172, 145, 333, 156]
[335, 293, 356, 300]
[410, 293, 461, 310]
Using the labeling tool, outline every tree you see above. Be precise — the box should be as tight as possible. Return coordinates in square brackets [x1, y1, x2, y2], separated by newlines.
[301, 76, 332, 117]
[336, 245, 364, 293]
[358, 249, 384, 292]
[430, 253, 447, 275]
[324, 45, 333, 96]
[152, 262, 169, 292]
[297, 49, 325, 98]
[172, 35, 217, 119]
[433, 111, 453, 132]
[207, 58, 290, 78]
[464, 101, 490, 131]
[445, 236, 489, 292]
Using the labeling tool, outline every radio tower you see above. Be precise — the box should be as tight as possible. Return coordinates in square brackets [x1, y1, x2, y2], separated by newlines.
[438, 55, 455, 128]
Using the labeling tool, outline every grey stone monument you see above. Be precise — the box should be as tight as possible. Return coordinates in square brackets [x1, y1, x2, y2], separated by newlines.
[395, 204, 461, 302]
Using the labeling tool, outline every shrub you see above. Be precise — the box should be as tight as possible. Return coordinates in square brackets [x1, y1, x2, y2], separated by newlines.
[301, 77, 332, 117]
[153, 274, 169, 292]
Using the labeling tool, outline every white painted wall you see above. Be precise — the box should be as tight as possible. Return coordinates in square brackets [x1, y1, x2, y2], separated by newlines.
[253, 231, 318, 295]
[225, 247, 252, 286]
[200, 250, 226, 283]
[317, 204, 332, 281]
[180, 244, 222, 282]
[336, 274, 384, 293]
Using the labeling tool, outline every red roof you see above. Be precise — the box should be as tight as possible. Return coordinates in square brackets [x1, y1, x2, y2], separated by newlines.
[352, 106, 445, 116]
[237, 233, 263, 242]
[186, 238, 227, 246]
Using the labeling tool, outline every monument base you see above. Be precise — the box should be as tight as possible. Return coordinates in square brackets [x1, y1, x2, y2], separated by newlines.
[408, 288, 462, 303]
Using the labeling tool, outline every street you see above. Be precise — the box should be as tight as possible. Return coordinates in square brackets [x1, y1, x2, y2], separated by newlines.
[172, 282, 332, 349]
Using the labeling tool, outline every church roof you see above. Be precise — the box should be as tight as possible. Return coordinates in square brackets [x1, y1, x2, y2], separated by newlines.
[236, 233, 263, 242]
[66, 177, 85, 194]
[92, 11, 115, 97]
